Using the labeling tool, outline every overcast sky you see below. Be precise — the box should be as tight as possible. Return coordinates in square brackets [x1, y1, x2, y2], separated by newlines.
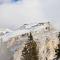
[0, 0, 60, 30]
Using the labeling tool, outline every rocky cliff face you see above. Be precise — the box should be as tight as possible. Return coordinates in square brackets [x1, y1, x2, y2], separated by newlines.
[0, 22, 59, 60]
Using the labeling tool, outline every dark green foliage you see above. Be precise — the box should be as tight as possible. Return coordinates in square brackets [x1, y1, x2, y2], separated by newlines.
[28, 32, 33, 41]
[22, 32, 38, 60]
[54, 32, 60, 60]
[55, 44, 60, 60]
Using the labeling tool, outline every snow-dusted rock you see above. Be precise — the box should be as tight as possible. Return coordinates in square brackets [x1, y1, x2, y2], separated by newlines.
[0, 22, 59, 60]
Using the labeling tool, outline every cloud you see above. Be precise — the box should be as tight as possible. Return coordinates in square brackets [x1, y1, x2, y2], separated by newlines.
[0, 0, 45, 29]
[0, 0, 21, 4]
[0, 0, 60, 30]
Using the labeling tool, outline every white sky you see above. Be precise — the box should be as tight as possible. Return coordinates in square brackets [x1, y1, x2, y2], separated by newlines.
[0, 0, 60, 30]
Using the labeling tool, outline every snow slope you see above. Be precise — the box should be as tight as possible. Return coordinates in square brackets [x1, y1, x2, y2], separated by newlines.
[0, 22, 57, 42]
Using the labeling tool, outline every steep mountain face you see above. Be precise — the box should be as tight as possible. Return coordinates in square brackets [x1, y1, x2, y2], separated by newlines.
[0, 22, 59, 60]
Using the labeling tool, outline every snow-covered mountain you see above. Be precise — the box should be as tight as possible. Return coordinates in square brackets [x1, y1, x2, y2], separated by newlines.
[0, 22, 59, 60]
[19, 22, 50, 30]
[0, 22, 54, 42]
[0, 28, 12, 36]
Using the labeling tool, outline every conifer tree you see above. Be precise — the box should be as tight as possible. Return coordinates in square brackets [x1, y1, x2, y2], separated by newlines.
[22, 32, 38, 60]
[55, 44, 60, 60]
[54, 32, 60, 60]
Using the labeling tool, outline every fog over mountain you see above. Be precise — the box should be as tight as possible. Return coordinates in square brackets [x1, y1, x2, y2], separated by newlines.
[0, 0, 60, 30]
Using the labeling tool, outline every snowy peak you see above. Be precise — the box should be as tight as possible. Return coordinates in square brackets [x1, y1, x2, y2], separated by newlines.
[19, 22, 50, 29]
[0, 22, 56, 42]
[18, 22, 55, 32]
[0, 28, 13, 36]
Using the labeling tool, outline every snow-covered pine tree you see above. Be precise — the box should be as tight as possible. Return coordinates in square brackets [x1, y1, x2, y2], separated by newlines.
[22, 32, 38, 60]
